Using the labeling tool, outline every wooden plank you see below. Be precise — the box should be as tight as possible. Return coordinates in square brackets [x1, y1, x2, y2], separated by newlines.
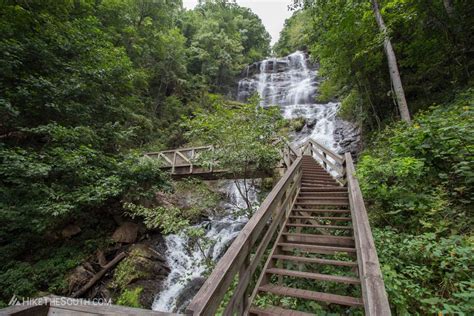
[282, 233, 355, 247]
[272, 254, 357, 267]
[249, 305, 314, 316]
[258, 284, 364, 307]
[289, 216, 351, 221]
[292, 209, 350, 214]
[286, 223, 352, 230]
[297, 197, 348, 201]
[176, 150, 191, 163]
[295, 200, 349, 206]
[345, 153, 391, 316]
[266, 268, 360, 284]
[278, 242, 356, 254]
[300, 187, 347, 192]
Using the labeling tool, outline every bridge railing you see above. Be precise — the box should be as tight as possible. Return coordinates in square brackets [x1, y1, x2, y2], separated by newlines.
[145, 145, 216, 175]
[186, 155, 303, 315]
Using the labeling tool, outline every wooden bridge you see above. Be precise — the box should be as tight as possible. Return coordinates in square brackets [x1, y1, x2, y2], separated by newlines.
[1, 139, 390, 316]
[184, 138, 390, 315]
[145, 140, 299, 179]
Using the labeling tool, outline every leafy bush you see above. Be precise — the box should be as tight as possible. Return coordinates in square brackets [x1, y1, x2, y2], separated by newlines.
[375, 229, 474, 315]
[357, 89, 474, 314]
[358, 89, 473, 234]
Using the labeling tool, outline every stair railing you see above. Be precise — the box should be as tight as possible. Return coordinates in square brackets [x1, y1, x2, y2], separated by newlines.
[344, 153, 391, 315]
[186, 155, 303, 315]
[301, 139, 346, 184]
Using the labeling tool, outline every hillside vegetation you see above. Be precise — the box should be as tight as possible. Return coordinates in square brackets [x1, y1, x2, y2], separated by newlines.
[276, 0, 473, 314]
[0, 0, 271, 306]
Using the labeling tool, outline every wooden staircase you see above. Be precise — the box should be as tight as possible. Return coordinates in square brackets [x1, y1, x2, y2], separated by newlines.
[186, 138, 390, 316]
[249, 155, 363, 315]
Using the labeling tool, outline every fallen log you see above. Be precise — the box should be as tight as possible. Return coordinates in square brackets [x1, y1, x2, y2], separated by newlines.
[72, 252, 127, 298]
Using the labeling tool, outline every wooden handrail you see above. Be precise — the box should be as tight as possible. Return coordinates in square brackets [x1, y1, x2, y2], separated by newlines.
[345, 152, 391, 315]
[186, 156, 302, 315]
[145, 146, 216, 175]
[301, 138, 346, 182]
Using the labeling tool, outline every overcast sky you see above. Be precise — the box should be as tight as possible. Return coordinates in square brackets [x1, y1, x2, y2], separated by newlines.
[182, 0, 294, 45]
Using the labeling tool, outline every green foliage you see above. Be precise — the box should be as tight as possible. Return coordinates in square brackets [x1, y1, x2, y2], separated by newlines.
[183, 0, 270, 92]
[112, 259, 148, 291]
[125, 203, 190, 234]
[0, 0, 271, 305]
[356, 90, 474, 314]
[375, 229, 474, 315]
[358, 90, 474, 234]
[273, 10, 312, 56]
[116, 287, 143, 308]
[185, 95, 284, 176]
[283, 0, 473, 131]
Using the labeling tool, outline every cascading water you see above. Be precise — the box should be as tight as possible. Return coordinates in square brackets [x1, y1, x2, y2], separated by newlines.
[153, 51, 359, 313]
[152, 180, 258, 313]
[238, 51, 344, 150]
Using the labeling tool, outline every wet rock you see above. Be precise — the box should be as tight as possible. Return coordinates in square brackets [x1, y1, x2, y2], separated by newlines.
[112, 222, 139, 244]
[174, 277, 206, 313]
[333, 118, 361, 156]
[306, 118, 317, 129]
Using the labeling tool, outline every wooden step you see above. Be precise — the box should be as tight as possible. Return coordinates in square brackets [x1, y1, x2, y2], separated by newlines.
[302, 176, 334, 180]
[289, 215, 351, 221]
[298, 197, 348, 201]
[301, 181, 338, 185]
[292, 209, 350, 214]
[300, 187, 346, 192]
[286, 223, 352, 230]
[282, 233, 355, 246]
[266, 268, 361, 284]
[279, 242, 357, 254]
[298, 192, 348, 196]
[249, 305, 314, 316]
[295, 201, 349, 206]
[272, 254, 358, 267]
[258, 284, 364, 307]
[300, 185, 339, 189]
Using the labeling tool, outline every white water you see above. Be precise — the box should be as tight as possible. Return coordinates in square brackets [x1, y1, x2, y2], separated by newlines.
[152, 180, 258, 313]
[153, 51, 346, 313]
[238, 51, 341, 150]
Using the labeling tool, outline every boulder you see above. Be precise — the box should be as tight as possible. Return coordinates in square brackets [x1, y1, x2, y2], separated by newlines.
[112, 222, 139, 244]
[61, 224, 81, 238]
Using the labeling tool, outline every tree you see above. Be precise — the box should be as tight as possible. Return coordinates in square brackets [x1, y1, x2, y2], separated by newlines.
[370, 0, 411, 123]
[184, 95, 284, 216]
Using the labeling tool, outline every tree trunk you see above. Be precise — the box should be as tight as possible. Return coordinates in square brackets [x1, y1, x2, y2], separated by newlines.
[443, 0, 455, 18]
[371, 0, 411, 123]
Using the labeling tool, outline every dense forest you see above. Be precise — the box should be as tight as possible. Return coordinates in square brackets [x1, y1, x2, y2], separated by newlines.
[0, 0, 273, 307]
[0, 0, 473, 314]
[276, 0, 473, 314]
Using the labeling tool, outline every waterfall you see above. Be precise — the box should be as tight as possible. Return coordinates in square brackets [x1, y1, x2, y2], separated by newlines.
[237, 51, 342, 150]
[152, 180, 258, 313]
[152, 51, 358, 313]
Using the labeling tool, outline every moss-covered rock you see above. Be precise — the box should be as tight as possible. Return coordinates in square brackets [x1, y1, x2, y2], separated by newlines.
[109, 243, 169, 308]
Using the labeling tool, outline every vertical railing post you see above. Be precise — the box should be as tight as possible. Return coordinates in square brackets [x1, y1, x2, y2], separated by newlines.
[172, 152, 176, 174]
[190, 149, 195, 174]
